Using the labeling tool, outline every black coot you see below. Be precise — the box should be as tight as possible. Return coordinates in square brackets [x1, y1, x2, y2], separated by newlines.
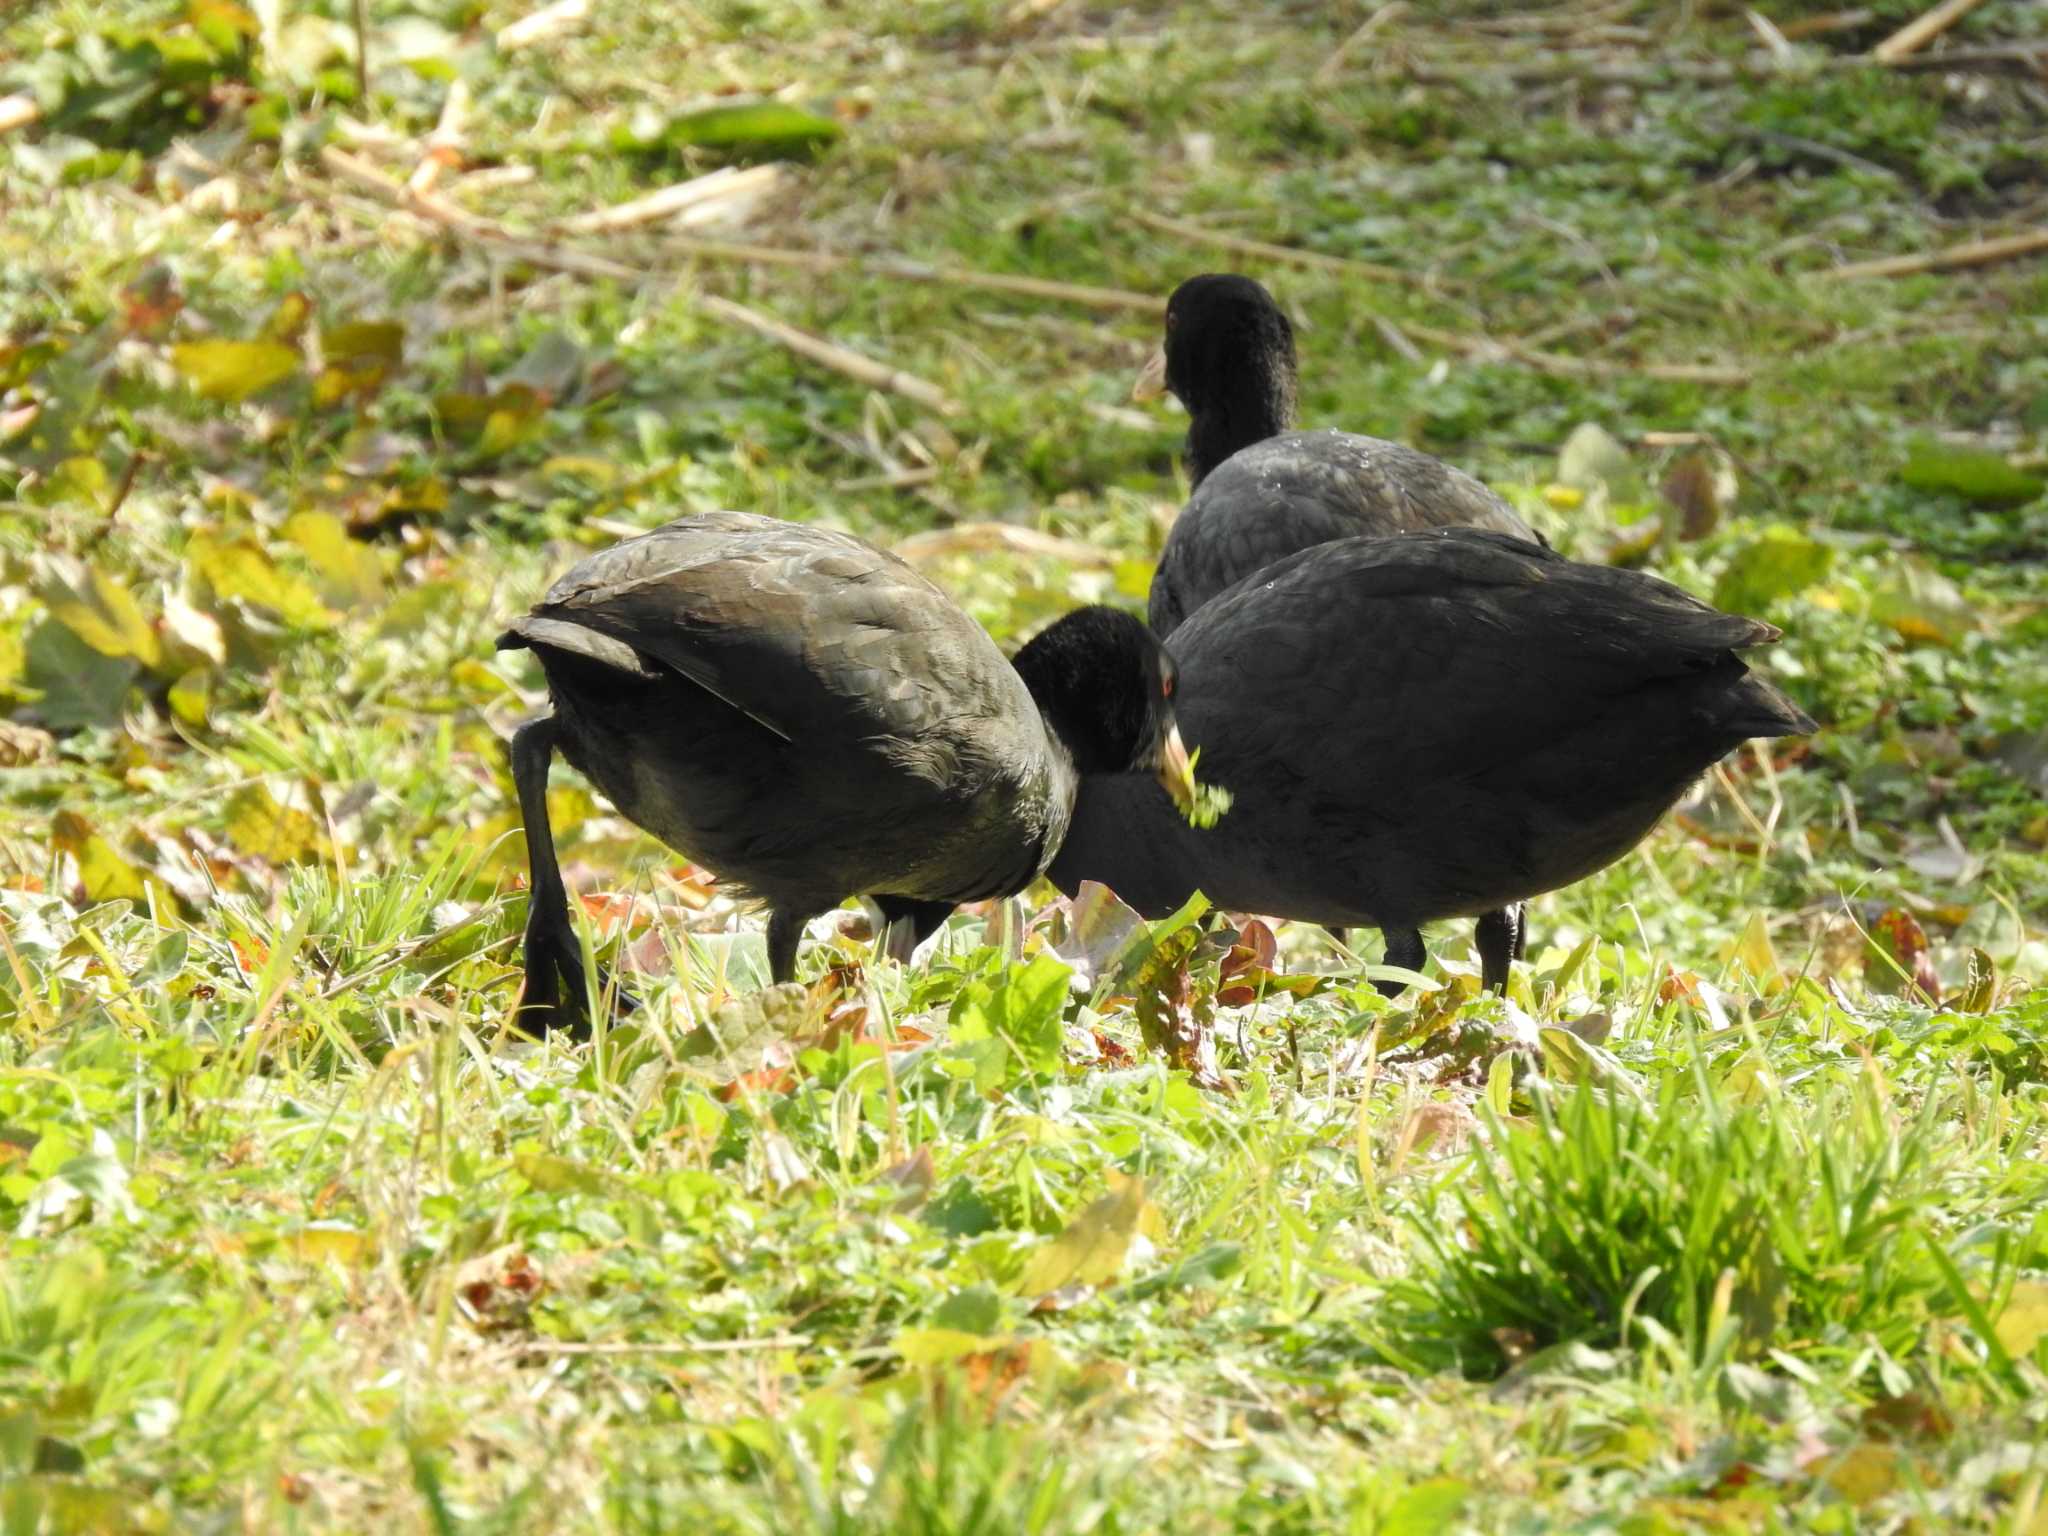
[1136, 273, 1543, 638]
[1047, 530, 1817, 995]
[499, 511, 1194, 1032]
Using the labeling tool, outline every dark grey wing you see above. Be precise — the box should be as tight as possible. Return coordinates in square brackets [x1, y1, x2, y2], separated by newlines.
[1149, 432, 1542, 635]
[511, 513, 1023, 748]
[1173, 530, 1781, 782]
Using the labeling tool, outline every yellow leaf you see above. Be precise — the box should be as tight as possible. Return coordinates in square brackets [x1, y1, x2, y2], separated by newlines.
[1823, 1442, 1900, 1506]
[284, 1224, 371, 1265]
[170, 338, 300, 401]
[34, 557, 162, 669]
[1995, 1280, 2048, 1358]
[1543, 483, 1585, 510]
[224, 782, 323, 864]
[167, 668, 211, 727]
[1016, 1172, 1161, 1296]
[282, 510, 384, 607]
[1726, 911, 1781, 990]
[894, 1327, 997, 1367]
[51, 811, 153, 905]
[513, 1148, 612, 1195]
[186, 533, 334, 628]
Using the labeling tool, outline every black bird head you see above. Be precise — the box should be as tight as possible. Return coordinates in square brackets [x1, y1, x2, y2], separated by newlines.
[1011, 605, 1196, 812]
[1133, 273, 1300, 485]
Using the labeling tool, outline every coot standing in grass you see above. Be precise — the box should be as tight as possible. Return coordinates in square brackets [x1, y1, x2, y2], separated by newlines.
[500, 511, 1196, 1033]
[1134, 272, 1546, 982]
[1048, 529, 1817, 996]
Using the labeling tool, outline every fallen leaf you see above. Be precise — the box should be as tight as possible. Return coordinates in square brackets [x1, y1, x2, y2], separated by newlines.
[171, 338, 300, 401]
[1714, 526, 1832, 615]
[224, 783, 324, 865]
[1951, 948, 1998, 1015]
[1016, 1171, 1162, 1297]
[33, 556, 162, 669]
[1899, 439, 2044, 506]
[1659, 448, 1736, 539]
[1994, 1280, 2048, 1358]
[1866, 907, 1937, 1003]
[52, 811, 156, 905]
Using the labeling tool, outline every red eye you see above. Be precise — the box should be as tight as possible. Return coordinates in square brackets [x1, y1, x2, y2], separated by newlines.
[1161, 672, 1175, 699]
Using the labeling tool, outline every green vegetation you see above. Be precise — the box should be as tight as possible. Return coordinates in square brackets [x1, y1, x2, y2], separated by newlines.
[3, 0, 2046, 1529]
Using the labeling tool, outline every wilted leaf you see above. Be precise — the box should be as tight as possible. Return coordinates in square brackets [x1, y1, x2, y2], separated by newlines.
[1016, 1172, 1163, 1296]
[513, 1147, 613, 1195]
[1049, 879, 1146, 987]
[1131, 921, 1226, 1089]
[1899, 440, 2044, 507]
[1217, 917, 1327, 1007]
[52, 811, 154, 905]
[1713, 526, 1833, 615]
[435, 385, 547, 457]
[223, 783, 324, 865]
[680, 982, 816, 1085]
[1659, 448, 1736, 540]
[282, 511, 384, 607]
[1726, 911, 1782, 990]
[23, 618, 137, 730]
[1823, 1442, 1901, 1505]
[171, 338, 300, 401]
[1952, 948, 1998, 1014]
[264, 291, 314, 344]
[1557, 421, 1637, 505]
[314, 320, 404, 405]
[160, 588, 227, 666]
[1866, 907, 1937, 1002]
[33, 556, 162, 669]
[1869, 556, 1976, 647]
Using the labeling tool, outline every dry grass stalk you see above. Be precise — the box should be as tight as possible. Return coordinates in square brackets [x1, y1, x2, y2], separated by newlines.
[497, 0, 591, 52]
[893, 523, 1120, 568]
[697, 294, 960, 416]
[1825, 228, 2048, 280]
[408, 80, 469, 194]
[562, 165, 787, 235]
[660, 234, 1165, 311]
[1872, 0, 1987, 62]
[1315, 3, 1410, 87]
[1398, 321, 1750, 386]
[1132, 209, 1429, 287]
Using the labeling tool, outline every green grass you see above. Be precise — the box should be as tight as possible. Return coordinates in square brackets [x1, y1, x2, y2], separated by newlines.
[3, 0, 2048, 1529]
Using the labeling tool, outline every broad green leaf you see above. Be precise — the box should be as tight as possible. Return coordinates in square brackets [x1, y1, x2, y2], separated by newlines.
[23, 617, 137, 730]
[1016, 1172, 1162, 1296]
[1899, 440, 2044, 506]
[283, 510, 384, 607]
[894, 1327, 997, 1367]
[170, 338, 300, 401]
[931, 1286, 1003, 1336]
[223, 782, 323, 864]
[1713, 526, 1832, 615]
[512, 1146, 613, 1196]
[33, 556, 162, 669]
[948, 951, 1072, 1085]
[284, 1224, 372, 1266]
[630, 102, 843, 162]
[1383, 1479, 1471, 1536]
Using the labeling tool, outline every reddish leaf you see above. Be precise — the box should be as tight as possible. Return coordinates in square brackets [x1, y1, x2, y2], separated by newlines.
[1867, 908, 1938, 1002]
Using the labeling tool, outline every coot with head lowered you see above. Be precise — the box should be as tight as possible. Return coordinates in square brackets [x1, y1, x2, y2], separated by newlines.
[1048, 529, 1816, 994]
[500, 511, 1194, 1032]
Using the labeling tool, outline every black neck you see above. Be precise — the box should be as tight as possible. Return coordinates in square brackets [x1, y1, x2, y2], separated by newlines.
[1185, 394, 1292, 486]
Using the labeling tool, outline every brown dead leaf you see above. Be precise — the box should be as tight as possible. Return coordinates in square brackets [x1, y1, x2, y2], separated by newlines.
[1867, 907, 1938, 1002]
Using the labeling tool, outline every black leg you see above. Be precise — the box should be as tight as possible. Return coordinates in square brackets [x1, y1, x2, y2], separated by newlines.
[1376, 926, 1427, 1000]
[766, 907, 808, 985]
[1511, 903, 1528, 961]
[874, 897, 955, 970]
[511, 715, 588, 1035]
[1476, 907, 1518, 993]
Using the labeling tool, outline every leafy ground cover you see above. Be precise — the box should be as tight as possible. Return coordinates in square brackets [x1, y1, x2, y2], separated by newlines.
[3, 0, 2048, 1529]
